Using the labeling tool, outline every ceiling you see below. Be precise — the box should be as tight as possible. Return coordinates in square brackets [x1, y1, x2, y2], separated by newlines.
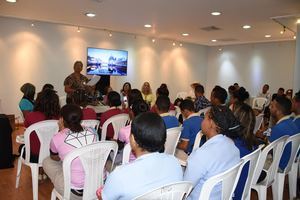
[0, 0, 300, 46]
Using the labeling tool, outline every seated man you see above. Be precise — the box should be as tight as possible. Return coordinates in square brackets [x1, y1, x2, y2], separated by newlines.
[194, 84, 211, 112]
[210, 85, 227, 106]
[177, 99, 202, 154]
[99, 112, 183, 199]
[292, 90, 300, 129]
[155, 95, 179, 129]
[268, 96, 299, 170]
[257, 84, 271, 106]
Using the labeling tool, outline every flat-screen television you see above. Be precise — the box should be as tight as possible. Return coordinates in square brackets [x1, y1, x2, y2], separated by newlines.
[87, 47, 128, 76]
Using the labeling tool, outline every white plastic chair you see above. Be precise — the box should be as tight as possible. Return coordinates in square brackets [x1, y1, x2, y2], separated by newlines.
[252, 97, 267, 110]
[133, 181, 194, 200]
[273, 133, 300, 200]
[192, 131, 204, 152]
[198, 161, 243, 200]
[101, 113, 130, 141]
[15, 120, 59, 200]
[251, 135, 288, 200]
[122, 143, 132, 165]
[197, 107, 210, 117]
[240, 146, 263, 200]
[51, 141, 118, 200]
[176, 92, 188, 99]
[253, 113, 264, 134]
[174, 106, 181, 119]
[165, 127, 182, 155]
[81, 119, 100, 132]
[59, 96, 67, 107]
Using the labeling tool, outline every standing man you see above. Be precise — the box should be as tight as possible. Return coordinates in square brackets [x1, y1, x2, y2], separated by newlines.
[64, 61, 89, 103]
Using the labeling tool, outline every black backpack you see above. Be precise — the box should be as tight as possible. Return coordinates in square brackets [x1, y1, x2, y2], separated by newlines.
[0, 114, 14, 169]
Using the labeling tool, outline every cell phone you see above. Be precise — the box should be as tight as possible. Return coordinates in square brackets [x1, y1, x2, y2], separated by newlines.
[123, 96, 128, 102]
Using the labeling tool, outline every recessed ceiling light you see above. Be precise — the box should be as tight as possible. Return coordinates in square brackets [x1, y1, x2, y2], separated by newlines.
[85, 13, 96, 18]
[211, 39, 217, 42]
[172, 42, 176, 46]
[294, 35, 297, 39]
[265, 35, 271, 38]
[6, 0, 17, 3]
[144, 24, 152, 28]
[218, 48, 222, 51]
[242, 25, 251, 29]
[280, 30, 284, 34]
[211, 12, 221, 16]
[31, 23, 35, 27]
[182, 33, 189, 36]
[179, 43, 183, 47]
[152, 39, 156, 43]
[297, 19, 300, 24]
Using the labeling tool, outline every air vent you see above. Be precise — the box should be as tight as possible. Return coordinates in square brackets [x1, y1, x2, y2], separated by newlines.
[217, 38, 238, 42]
[200, 26, 222, 31]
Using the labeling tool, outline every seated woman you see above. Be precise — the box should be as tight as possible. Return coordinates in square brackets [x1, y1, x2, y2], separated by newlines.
[184, 105, 240, 200]
[231, 102, 259, 200]
[141, 82, 155, 106]
[120, 82, 131, 107]
[19, 83, 36, 117]
[229, 87, 250, 111]
[71, 89, 97, 120]
[43, 104, 97, 198]
[100, 91, 126, 140]
[23, 88, 60, 162]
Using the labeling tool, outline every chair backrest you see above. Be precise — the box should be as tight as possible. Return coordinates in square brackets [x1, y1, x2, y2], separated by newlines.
[198, 161, 243, 200]
[101, 113, 130, 141]
[122, 143, 132, 165]
[251, 136, 288, 187]
[169, 110, 176, 116]
[192, 131, 203, 152]
[240, 146, 263, 199]
[23, 120, 59, 164]
[176, 92, 188, 99]
[252, 97, 267, 110]
[59, 96, 67, 107]
[165, 127, 182, 155]
[253, 113, 264, 134]
[197, 107, 210, 117]
[81, 120, 100, 132]
[62, 141, 118, 200]
[133, 181, 194, 200]
[282, 133, 300, 174]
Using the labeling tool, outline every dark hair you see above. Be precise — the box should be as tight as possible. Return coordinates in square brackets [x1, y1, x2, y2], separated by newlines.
[160, 83, 168, 90]
[73, 61, 83, 68]
[278, 88, 285, 92]
[233, 103, 258, 150]
[128, 89, 143, 108]
[34, 89, 60, 118]
[212, 86, 227, 104]
[234, 83, 239, 86]
[228, 85, 236, 94]
[274, 96, 292, 115]
[295, 90, 300, 102]
[20, 83, 36, 101]
[179, 99, 195, 112]
[156, 95, 171, 112]
[232, 87, 250, 102]
[156, 87, 169, 97]
[122, 82, 131, 92]
[264, 84, 269, 89]
[131, 112, 166, 152]
[131, 100, 149, 117]
[71, 89, 88, 107]
[194, 84, 205, 94]
[174, 98, 183, 106]
[60, 104, 83, 132]
[208, 105, 242, 138]
[107, 91, 121, 107]
[42, 84, 54, 91]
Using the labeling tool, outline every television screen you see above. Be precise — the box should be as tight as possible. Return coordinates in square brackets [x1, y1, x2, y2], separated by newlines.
[87, 47, 128, 76]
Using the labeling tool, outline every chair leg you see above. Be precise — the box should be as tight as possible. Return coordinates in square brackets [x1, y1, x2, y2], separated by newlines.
[257, 186, 267, 200]
[272, 173, 284, 200]
[51, 189, 57, 200]
[30, 164, 39, 200]
[288, 162, 298, 199]
[15, 157, 23, 188]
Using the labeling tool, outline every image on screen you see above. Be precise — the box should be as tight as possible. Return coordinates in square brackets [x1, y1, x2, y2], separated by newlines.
[87, 47, 128, 76]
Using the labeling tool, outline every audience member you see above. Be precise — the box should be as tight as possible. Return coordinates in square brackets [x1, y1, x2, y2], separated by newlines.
[257, 84, 271, 106]
[226, 85, 236, 106]
[43, 104, 97, 198]
[120, 82, 131, 105]
[210, 85, 227, 106]
[232, 103, 259, 200]
[99, 112, 183, 199]
[293, 90, 300, 129]
[271, 87, 285, 101]
[286, 89, 293, 100]
[155, 95, 179, 129]
[141, 82, 155, 106]
[151, 85, 175, 112]
[24, 89, 60, 162]
[188, 82, 201, 98]
[177, 99, 202, 154]
[234, 82, 240, 90]
[71, 89, 97, 120]
[100, 91, 125, 140]
[184, 105, 240, 200]
[102, 86, 113, 105]
[19, 83, 35, 117]
[268, 96, 299, 170]
[194, 84, 211, 112]
[230, 87, 250, 110]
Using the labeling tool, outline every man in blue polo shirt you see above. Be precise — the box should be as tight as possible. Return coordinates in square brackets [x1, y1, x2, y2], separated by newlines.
[292, 90, 300, 129]
[155, 95, 179, 129]
[177, 99, 202, 154]
[268, 96, 299, 170]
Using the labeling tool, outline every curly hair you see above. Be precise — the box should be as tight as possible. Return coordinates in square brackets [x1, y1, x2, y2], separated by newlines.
[34, 89, 60, 118]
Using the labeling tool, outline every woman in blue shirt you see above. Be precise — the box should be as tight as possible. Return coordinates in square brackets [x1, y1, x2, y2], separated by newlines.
[19, 83, 35, 117]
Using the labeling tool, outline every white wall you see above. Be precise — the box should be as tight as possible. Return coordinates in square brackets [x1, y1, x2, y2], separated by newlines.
[0, 17, 207, 117]
[206, 41, 296, 97]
